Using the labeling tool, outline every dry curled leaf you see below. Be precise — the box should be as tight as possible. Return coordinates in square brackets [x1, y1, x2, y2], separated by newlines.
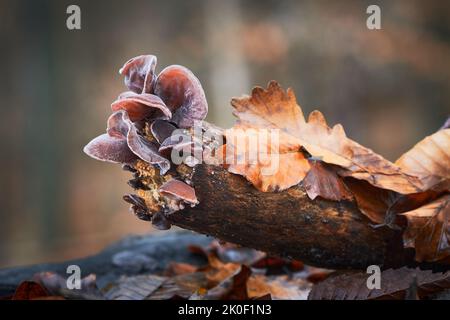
[396, 128, 450, 190]
[400, 195, 450, 263]
[303, 160, 353, 201]
[247, 274, 311, 300]
[308, 267, 450, 300]
[103, 275, 166, 300]
[225, 81, 423, 194]
[193, 265, 252, 300]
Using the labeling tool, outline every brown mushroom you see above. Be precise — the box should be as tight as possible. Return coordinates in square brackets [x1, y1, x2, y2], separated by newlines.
[159, 179, 198, 205]
[119, 55, 157, 94]
[150, 119, 177, 144]
[84, 110, 171, 174]
[154, 65, 208, 128]
[111, 91, 171, 122]
[83, 112, 138, 164]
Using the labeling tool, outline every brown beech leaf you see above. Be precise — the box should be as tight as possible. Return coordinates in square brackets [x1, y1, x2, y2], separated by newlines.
[396, 128, 450, 190]
[303, 161, 353, 201]
[400, 195, 450, 263]
[193, 265, 252, 300]
[104, 275, 166, 300]
[308, 267, 450, 300]
[226, 81, 423, 194]
[344, 178, 398, 224]
[147, 272, 208, 300]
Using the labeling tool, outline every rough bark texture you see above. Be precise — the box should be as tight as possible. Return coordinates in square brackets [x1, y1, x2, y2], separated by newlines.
[169, 165, 412, 270]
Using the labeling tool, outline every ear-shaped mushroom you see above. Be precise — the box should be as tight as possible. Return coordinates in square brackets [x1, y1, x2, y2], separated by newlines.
[159, 179, 198, 204]
[150, 119, 177, 144]
[83, 112, 138, 164]
[154, 65, 208, 128]
[85, 110, 171, 174]
[158, 132, 196, 154]
[111, 91, 172, 122]
[159, 132, 203, 167]
[113, 110, 171, 174]
[119, 55, 157, 94]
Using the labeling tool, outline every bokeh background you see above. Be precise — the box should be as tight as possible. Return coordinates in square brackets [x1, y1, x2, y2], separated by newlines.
[0, 0, 449, 268]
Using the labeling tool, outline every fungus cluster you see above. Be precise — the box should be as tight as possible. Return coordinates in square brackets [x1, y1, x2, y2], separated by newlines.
[84, 55, 214, 229]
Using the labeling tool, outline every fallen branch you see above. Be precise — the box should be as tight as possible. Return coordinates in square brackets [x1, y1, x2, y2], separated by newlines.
[168, 164, 410, 270]
[84, 54, 449, 271]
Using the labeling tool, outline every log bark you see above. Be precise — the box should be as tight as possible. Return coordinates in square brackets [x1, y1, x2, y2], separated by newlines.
[169, 164, 412, 270]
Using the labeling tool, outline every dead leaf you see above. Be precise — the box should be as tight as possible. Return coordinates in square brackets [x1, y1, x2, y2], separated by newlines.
[225, 81, 423, 194]
[103, 274, 166, 300]
[148, 272, 208, 300]
[224, 125, 310, 192]
[308, 267, 450, 300]
[11, 281, 49, 300]
[203, 254, 241, 287]
[193, 265, 252, 300]
[303, 161, 353, 201]
[165, 262, 198, 276]
[248, 274, 311, 300]
[400, 195, 450, 263]
[396, 128, 450, 190]
[344, 178, 398, 224]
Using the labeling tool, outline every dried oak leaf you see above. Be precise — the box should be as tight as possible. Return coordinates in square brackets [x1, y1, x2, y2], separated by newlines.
[400, 195, 450, 263]
[308, 267, 450, 300]
[225, 81, 423, 194]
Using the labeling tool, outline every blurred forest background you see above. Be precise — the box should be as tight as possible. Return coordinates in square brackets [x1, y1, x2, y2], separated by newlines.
[0, 0, 449, 268]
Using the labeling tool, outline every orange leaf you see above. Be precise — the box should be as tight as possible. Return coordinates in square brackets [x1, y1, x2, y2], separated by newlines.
[225, 81, 422, 194]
